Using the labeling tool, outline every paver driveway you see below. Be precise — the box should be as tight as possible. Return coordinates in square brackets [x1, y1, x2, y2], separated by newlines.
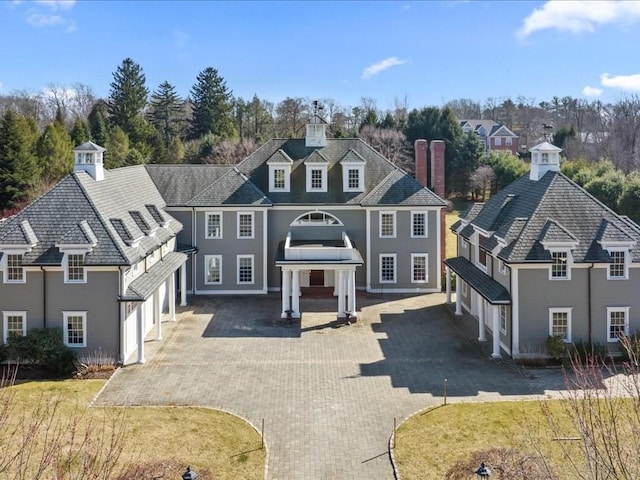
[95, 293, 568, 480]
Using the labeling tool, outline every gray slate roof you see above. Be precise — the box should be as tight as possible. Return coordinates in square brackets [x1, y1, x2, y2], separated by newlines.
[0, 166, 182, 266]
[122, 251, 186, 301]
[445, 257, 511, 304]
[458, 171, 640, 264]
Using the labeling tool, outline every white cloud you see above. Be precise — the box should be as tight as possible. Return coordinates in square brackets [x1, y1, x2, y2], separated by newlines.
[518, 0, 640, 39]
[35, 0, 75, 10]
[19, 0, 75, 31]
[601, 72, 640, 91]
[583, 85, 603, 97]
[26, 10, 64, 27]
[361, 57, 407, 80]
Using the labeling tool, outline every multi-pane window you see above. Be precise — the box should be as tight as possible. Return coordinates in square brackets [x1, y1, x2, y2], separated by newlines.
[205, 213, 222, 239]
[551, 251, 568, 279]
[6, 254, 24, 282]
[311, 169, 323, 189]
[499, 306, 508, 334]
[205, 255, 222, 284]
[67, 254, 85, 282]
[237, 213, 254, 239]
[609, 251, 626, 279]
[348, 169, 360, 189]
[273, 169, 285, 189]
[608, 307, 629, 342]
[237, 255, 254, 284]
[506, 137, 512, 146]
[549, 308, 571, 342]
[411, 212, 427, 238]
[495, 137, 502, 146]
[63, 312, 86, 347]
[411, 254, 428, 283]
[477, 234, 488, 270]
[3, 312, 26, 344]
[380, 212, 396, 238]
[380, 254, 396, 283]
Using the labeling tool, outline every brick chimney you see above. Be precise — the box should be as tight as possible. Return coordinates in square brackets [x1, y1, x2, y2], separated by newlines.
[429, 140, 445, 198]
[414, 139, 428, 187]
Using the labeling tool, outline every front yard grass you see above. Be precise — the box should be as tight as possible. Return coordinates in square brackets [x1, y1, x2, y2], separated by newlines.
[394, 400, 577, 479]
[3, 379, 265, 479]
[445, 197, 471, 260]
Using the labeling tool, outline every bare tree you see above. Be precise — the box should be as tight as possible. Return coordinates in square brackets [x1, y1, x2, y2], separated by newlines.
[469, 165, 495, 201]
[444, 98, 482, 120]
[358, 124, 411, 170]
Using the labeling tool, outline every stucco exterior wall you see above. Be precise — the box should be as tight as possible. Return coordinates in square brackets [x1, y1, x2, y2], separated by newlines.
[166, 209, 193, 291]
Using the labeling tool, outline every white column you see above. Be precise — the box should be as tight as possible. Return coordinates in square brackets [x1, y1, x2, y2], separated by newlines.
[455, 275, 462, 315]
[478, 294, 487, 342]
[154, 290, 162, 340]
[333, 270, 339, 296]
[492, 305, 502, 358]
[137, 305, 145, 364]
[445, 266, 451, 304]
[337, 270, 346, 318]
[348, 270, 357, 319]
[281, 269, 291, 318]
[169, 271, 176, 321]
[291, 269, 300, 318]
[180, 263, 187, 306]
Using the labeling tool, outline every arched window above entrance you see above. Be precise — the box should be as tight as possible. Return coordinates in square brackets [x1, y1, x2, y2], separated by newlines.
[290, 211, 343, 226]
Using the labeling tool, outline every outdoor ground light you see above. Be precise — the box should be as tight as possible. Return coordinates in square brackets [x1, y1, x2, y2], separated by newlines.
[475, 461, 491, 479]
[182, 466, 197, 480]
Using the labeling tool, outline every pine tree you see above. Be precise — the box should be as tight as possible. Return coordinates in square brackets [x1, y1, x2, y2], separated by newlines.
[148, 81, 185, 148]
[105, 126, 130, 169]
[37, 120, 74, 181]
[108, 58, 149, 139]
[70, 117, 91, 146]
[189, 67, 236, 140]
[0, 111, 40, 208]
[88, 101, 110, 147]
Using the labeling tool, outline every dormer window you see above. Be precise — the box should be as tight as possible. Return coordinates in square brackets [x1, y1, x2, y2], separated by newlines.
[305, 164, 328, 192]
[273, 169, 285, 189]
[340, 149, 366, 192]
[311, 169, 323, 189]
[550, 250, 571, 280]
[267, 149, 293, 192]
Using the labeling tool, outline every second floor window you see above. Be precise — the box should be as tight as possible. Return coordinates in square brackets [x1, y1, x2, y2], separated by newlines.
[6, 254, 24, 282]
[238, 213, 254, 239]
[411, 212, 427, 238]
[206, 213, 222, 239]
[67, 254, 85, 282]
[551, 251, 568, 279]
[380, 212, 396, 238]
[609, 250, 627, 279]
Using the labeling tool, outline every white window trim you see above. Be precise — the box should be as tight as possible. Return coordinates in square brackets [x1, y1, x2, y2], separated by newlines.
[379, 211, 397, 239]
[379, 253, 397, 284]
[549, 249, 572, 281]
[204, 255, 222, 285]
[506, 137, 513, 146]
[63, 311, 87, 348]
[549, 307, 572, 343]
[205, 212, 223, 239]
[411, 253, 428, 284]
[237, 254, 255, 285]
[607, 306, 630, 342]
[2, 311, 26, 344]
[498, 259, 506, 275]
[1, 251, 27, 284]
[495, 137, 502, 146]
[461, 280, 467, 297]
[237, 212, 255, 240]
[410, 211, 428, 238]
[475, 243, 488, 273]
[499, 306, 507, 335]
[63, 251, 87, 284]
[461, 238, 469, 250]
[305, 164, 328, 192]
[606, 248, 630, 280]
[342, 165, 365, 192]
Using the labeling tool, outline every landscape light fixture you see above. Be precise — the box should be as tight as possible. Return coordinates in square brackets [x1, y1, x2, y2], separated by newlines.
[182, 466, 198, 480]
[475, 462, 491, 479]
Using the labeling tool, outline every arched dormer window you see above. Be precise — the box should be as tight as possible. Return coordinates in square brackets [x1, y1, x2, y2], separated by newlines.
[290, 211, 343, 226]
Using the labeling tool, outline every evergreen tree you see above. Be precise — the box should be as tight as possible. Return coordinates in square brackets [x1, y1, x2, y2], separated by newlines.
[70, 117, 91, 146]
[167, 136, 185, 163]
[148, 81, 185, 148]
[37, 120, 74, 181]
[108, 58, 149, 139]
[618, 172, 640, 224]
[0, 111, 40, 208]
[88, 101, 110, 147]
[105, 126, 130, 169]
[189, 67, 236, 140]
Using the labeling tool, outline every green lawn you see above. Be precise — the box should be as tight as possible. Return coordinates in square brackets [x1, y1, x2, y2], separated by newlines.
[445, 198, 471, 260]
[2, 380, 265, 479]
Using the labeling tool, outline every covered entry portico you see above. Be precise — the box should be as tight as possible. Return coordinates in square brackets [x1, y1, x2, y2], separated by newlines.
[276, 231, 363, 319]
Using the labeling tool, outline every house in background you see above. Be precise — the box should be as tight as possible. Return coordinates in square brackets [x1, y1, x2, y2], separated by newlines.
[445, 141, 640, 358]
[0, 142, 187, 365]
[459, 119, 519, 156]
[0, 119, 447, 362]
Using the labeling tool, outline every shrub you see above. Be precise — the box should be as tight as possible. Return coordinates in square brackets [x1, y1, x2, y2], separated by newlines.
[545, 335, 567, 360]
[444, 447, 552, 479]
[570, 340, 607, 364]
[5, 328, 76, 377]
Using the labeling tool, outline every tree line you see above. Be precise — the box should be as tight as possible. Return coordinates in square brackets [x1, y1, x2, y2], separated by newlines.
[2, 57, 640, 217]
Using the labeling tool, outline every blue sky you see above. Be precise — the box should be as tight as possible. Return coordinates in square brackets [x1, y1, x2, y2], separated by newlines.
[2, 0, 640, 110]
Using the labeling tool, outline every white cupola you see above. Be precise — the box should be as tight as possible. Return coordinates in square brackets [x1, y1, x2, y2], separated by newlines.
[529, 141, 562, 181]
[305, 100, 327, 147]
[73, 141, 105, 181]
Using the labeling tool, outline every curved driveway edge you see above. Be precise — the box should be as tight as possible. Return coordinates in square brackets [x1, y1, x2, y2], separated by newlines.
[94, 293, 568, 479]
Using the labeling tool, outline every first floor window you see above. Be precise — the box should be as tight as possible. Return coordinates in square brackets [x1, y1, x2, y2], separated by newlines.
[607, 307, 629, 342]
[238, 213, 254, 239]
[6, 254, 24, 282]
[66, 253, 85, 282]
[205, 255, 222, 284]
[549, 308, 571, 342]
[411, 212, 427, 238]
[499, 306, 508, 334]
[411, 254, 428, 283]
[3, 311, 26, 344]
[380, 254, 396, 283]
[237, 255, 254, 284]
[63, 311, 86, 347]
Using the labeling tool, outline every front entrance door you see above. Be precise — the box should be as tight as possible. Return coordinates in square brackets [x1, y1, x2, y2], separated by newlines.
[310, 270, 324, 286]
